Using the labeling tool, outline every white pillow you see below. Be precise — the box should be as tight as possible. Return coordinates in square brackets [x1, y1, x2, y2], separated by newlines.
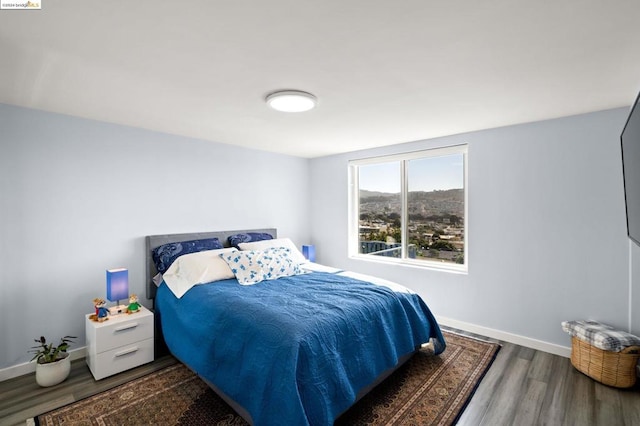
[238, 238, 307, 264]
[162, 247, 238, 298]
[220, 247, 303, 285]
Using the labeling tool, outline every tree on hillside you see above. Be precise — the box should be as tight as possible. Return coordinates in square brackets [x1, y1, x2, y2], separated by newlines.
[430, 240, 456, 251]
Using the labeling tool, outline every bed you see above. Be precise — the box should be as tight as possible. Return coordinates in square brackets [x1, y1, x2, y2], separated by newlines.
[146, 229, 446, 426]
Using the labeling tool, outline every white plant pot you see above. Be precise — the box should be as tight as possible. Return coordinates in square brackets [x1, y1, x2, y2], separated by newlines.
[35, 353, 71, 387]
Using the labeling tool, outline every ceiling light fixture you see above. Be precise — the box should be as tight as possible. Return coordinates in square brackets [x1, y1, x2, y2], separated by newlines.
[266, 90, 317, 112]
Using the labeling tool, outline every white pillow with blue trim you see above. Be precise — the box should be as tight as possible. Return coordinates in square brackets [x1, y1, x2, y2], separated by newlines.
[220, 247, 303, 285]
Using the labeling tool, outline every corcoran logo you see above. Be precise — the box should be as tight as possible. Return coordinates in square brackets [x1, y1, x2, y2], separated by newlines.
[1, 1, 41, 9]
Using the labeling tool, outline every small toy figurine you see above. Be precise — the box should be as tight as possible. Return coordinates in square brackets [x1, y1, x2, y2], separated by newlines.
[127, 294, 141, 314]
[92, 298, 109, 322]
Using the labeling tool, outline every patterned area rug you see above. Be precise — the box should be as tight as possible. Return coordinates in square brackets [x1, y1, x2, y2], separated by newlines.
[35, 331, 499, 426]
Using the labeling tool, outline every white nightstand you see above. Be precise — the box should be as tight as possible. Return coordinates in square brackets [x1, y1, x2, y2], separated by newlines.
[85, 305, 154, 380]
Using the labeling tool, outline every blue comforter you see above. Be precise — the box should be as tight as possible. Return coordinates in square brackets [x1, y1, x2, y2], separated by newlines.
[155, 271, 445, 426]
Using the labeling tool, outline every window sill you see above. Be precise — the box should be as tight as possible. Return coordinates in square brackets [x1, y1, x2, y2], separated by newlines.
[349, 253, 468, 274]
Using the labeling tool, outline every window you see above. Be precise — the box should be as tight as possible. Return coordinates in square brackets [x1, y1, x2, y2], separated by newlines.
[348, 145, 467, 271]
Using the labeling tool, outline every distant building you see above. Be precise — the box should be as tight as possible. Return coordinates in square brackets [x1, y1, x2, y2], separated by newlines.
[359, 225, 379, 234]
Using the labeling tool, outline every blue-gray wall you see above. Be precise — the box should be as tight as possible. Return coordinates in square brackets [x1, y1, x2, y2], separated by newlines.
[309, 108, 639, 350]
[2, 103, 638, 374]
[0, 103, 310, 371]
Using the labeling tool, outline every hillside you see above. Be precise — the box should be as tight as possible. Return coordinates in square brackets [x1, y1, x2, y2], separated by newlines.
[359, 188, 463, 217]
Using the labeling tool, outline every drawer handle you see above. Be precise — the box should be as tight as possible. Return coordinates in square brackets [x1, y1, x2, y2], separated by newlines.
[114, 347, 139, 357]
[114, 322, 138, 332]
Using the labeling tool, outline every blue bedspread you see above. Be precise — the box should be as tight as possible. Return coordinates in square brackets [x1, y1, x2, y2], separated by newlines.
[155, 271, 445, 426]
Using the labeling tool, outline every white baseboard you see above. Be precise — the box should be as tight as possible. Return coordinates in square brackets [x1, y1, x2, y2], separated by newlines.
[0, 346, 86, 383]
[437, 316, 572, 358]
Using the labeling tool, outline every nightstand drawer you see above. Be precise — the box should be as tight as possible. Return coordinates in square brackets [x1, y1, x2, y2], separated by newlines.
[93, 312, 153, 353]
[88, 338, 154, 380]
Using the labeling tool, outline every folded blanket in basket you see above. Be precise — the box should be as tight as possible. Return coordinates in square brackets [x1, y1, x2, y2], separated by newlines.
[562, 320, 640, 352]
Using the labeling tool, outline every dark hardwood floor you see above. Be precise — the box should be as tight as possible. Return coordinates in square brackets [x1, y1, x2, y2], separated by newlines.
[1, 328, 638, 426]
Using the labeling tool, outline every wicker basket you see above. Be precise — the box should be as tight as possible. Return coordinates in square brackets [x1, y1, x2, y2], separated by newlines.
[570, 336, 640, 388]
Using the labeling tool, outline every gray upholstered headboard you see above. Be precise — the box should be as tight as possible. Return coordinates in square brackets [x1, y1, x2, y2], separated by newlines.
[145, 228, 277, 300]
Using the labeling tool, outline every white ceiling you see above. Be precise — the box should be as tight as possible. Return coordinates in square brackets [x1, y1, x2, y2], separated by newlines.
[1, 1, 639, 158]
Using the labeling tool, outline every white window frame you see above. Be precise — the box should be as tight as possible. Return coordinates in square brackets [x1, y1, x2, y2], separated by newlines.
[348, 144, 468, 273]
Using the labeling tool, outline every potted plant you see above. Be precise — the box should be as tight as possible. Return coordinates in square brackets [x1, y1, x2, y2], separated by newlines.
[29, 335, 76, 387]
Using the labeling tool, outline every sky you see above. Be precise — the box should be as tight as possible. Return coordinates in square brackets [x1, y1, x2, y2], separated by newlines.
[359, 153, 464, 193]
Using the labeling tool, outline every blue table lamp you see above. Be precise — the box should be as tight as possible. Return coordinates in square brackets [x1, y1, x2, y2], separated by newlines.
[107, 268, 128, 315]
[302, 245, 316, 262]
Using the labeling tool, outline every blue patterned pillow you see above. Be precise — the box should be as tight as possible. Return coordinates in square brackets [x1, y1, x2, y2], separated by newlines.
[152, 238, 224, 274]
[227, 232, 273, 248]
[219, 247, 302, 285]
